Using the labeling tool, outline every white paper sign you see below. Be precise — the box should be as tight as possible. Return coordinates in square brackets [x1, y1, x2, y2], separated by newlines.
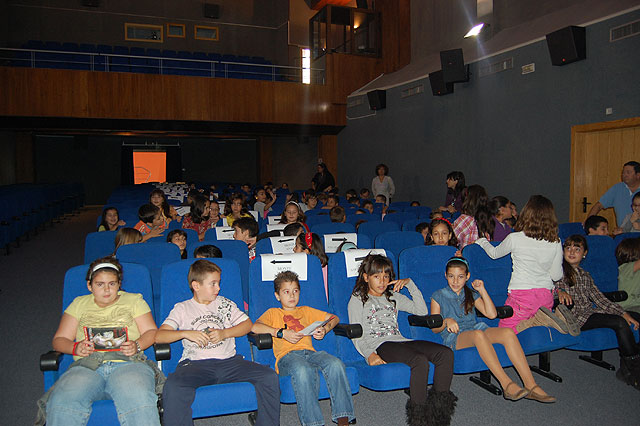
[260, 253, 308, 281]
[269, 236, 296, 254]
[324, 233, 358, 253]
[266, 223, 287, 232]
[215, 226, 235, 240]
[344, 249, 387, 278]
[175, 206, 190, 216]
[267, 216, 281, 225]
[300, 318, 332, 335]
[248, 210, 259, 221]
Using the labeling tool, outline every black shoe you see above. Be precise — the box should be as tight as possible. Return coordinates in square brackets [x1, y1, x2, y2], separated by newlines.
[425, 390, 458, 426]
[248, 411, 257, 426]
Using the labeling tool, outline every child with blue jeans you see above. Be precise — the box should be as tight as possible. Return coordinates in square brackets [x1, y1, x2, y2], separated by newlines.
[156, 259, 280, 426]
[252, 271, 355, 426]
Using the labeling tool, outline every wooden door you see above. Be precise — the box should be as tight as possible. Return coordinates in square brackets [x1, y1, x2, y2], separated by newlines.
[570, 117, 640, 225]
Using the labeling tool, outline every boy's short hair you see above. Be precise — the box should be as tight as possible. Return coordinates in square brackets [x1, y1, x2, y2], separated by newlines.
[283, 222, 304, 236]
[375, 194, 387, 203]
[188, 259, 222, 293]
[359, 188, 370, 197]
[361, 200, 373, 209]
[415, 222, 429, 233]
[584, 215, 607, 233]
[274, 270, 300, 293]
[328, 195, 340, 204]
[430, 211, 444, 220]
[138, 203, 160, 224]
[233, 217, 259, 238]
[330, 206, 346, 223]
[193, 244, 223, 258]
[167, 229, 187, 243]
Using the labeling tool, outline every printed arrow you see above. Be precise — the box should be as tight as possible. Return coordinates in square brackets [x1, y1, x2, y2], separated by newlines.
[332, 238, 347, 242]
[271, 260, 292, 264]
[278, 239, 294, 243]
[355, 256, 366, 261]
[222, 229, 234, 233]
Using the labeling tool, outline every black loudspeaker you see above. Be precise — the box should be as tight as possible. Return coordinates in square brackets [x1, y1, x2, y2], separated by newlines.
[203, 3, 220, 19]
[546, 26, 586, 66]
[429, 70, 454, 96]
[367, 90, 386, 110]
[440, 49, 468, 83]
[82, 0, 100, 7]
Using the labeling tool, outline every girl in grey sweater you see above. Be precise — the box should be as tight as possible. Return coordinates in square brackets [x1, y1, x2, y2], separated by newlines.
[348, 254, 456, 426]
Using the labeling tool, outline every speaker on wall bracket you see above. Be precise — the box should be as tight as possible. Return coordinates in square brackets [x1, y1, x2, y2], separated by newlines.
[367, 90, 386, 110]
[546, 26, 586, 66]
[429, 70, 454, 96]
[440, 49, 469, 83]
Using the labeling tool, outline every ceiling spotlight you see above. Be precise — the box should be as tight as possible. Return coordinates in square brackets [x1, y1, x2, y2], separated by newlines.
[464, 23, 485, 38]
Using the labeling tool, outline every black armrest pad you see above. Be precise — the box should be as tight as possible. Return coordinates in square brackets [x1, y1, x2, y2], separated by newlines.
[40, 351, 63, 371]
[604, 291, 628, 302]
[408, 314, 443, 328]
[248, 332, 273, 350]
[333, 323, 363, 339]
[153, 343, 171, 361]
[475, 306, 513, 319]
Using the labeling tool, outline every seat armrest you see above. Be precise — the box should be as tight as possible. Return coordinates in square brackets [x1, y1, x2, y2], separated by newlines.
[604, 291, 628, 302]
[40, 351, 62, 371]
[153, 343, 171, 361]
[333, 323, 363, 339]
[248, 332, 273, 350]
[475, 306, 513, 319]
[408, 314, 443, 328]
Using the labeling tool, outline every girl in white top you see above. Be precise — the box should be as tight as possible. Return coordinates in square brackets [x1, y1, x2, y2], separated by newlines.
[474, 195, 563, 332]
[371, 163, 395, 205]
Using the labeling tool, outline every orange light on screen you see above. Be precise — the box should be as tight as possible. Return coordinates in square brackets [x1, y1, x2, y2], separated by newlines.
[133, 151, 167, 184]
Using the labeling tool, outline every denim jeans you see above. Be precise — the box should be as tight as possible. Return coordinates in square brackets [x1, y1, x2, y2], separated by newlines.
[46, 361, 159, 426]
[278, 350, 355, 426]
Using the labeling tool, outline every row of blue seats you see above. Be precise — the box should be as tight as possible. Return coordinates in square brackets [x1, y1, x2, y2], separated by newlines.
[0, 183, 84, 254]
[8, 41, 285, 81]
[45, 240, 639, 424]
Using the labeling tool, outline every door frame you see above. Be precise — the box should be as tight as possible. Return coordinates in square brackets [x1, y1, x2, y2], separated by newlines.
[570, 116, 640, 222]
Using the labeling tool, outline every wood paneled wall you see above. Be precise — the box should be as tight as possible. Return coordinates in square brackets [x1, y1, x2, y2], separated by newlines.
[318, 134, 338, 182]
[0, 67, 346, 126]
[377, 0, 411, 73]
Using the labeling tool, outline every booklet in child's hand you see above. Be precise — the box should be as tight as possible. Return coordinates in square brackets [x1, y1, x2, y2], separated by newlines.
[299, 318, 332, 336]
[84, 326, 128, 351]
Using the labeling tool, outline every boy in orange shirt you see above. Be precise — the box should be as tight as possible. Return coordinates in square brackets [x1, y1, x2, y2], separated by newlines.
[252, 271, 354, 426]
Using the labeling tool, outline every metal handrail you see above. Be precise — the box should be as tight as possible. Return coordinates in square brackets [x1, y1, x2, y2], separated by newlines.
[0, 47, 325, 84]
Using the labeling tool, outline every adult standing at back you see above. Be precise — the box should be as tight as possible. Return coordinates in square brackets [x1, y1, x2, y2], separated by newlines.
[586, 161, 640, 227]
[371, 163, 395, 205]
[311, 163, 335, 193]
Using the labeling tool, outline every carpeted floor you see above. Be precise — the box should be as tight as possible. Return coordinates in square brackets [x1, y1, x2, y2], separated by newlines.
[1, 207, 638, 426]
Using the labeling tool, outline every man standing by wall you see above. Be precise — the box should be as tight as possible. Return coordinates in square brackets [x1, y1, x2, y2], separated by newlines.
[586, 161, 640, 227]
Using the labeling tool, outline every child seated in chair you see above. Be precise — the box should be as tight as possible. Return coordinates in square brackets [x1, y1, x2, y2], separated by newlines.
[233, 217, 259, 261]
[252, 271, 355, 426]
[330, 206, 347, 223]
[156, 259, 280, 426]
[584, 215, 610, 236]
[133, 203, 165, 242]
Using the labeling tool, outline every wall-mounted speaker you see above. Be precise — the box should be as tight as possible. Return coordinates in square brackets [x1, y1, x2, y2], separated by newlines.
[440, 49, 468, 83]
[546, 26, 586, 66]
[429, 71, 454, 96]
[203, 3, 220, 19]
[367, 90, 386, 110]
[82, 0, 100, 7]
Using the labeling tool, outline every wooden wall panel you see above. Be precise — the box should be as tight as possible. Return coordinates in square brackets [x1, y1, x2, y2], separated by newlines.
[318, 134, 338, 182]
[325, 54, 383, 103]
[377, 0, 411, 73]
[0, 67, 346, 126]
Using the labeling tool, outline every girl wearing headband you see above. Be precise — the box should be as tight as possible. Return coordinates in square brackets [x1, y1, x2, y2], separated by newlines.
[431, 257, 555, 403]
[279, 201, 307, 225]
[44, 257, 160, 425]
[294, 230, 329, 299]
